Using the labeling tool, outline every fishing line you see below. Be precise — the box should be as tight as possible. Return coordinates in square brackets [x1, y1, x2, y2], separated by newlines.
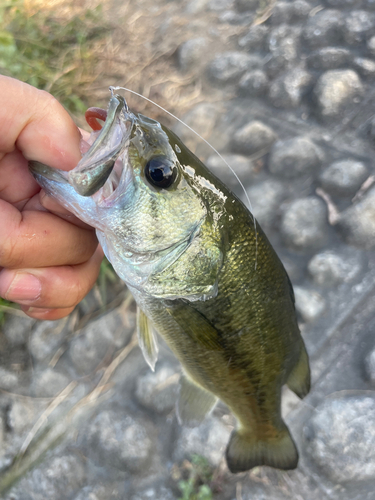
[109, 86, 259, 270]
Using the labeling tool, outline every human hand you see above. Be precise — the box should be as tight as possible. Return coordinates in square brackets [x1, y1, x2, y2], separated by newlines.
[0, 76, 103, 320]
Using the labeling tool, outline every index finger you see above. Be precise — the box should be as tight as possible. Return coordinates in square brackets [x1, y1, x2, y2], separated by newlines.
[0, 76, 81, 171]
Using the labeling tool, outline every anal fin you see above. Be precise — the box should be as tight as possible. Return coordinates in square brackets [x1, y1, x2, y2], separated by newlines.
[177, 374, 217, 427]
[137, 307, 158, 371]
[286, 343, 310, 399]
[226, 424, 298, 473]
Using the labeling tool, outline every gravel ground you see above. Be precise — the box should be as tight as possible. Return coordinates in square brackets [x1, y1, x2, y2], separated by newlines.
[1, 0, 375, 498]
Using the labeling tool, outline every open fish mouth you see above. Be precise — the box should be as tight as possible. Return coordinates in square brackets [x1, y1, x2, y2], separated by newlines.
[30, 94, 134, 205]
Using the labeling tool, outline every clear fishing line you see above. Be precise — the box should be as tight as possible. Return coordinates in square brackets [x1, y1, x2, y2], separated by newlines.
[109, 86, 259, 270]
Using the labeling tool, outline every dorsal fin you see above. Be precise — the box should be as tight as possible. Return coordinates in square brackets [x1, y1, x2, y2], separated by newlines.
[137, 307, 158, 371]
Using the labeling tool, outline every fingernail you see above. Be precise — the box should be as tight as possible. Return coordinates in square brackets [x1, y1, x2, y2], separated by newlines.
[2, 273, 42, 303]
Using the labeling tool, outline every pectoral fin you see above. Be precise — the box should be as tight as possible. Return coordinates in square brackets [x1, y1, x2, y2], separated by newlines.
[137, 307, 158, 371]
[166, 304, 223, 351]
[177, 374, 218, 427]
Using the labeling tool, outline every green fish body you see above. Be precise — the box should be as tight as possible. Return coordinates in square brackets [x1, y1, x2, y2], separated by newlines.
[30, 94, 310, 473]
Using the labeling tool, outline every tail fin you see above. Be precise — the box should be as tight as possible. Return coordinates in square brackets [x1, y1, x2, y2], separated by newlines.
[225, 425, 298, 473]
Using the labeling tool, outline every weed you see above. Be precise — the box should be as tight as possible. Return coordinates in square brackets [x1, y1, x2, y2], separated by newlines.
[178, 455, 214, 500]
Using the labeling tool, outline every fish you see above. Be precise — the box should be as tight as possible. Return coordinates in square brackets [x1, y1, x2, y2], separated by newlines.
[29, 93, 310, 473]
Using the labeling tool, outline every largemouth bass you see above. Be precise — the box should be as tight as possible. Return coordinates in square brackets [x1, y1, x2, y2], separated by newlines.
[29, 93, 310, 473]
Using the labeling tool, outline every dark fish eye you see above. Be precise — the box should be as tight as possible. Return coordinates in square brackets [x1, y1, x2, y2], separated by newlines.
[145, 156, 177, 189]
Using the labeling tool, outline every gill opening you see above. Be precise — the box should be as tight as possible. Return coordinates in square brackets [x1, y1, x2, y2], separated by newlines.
[109, 86, 258, 271]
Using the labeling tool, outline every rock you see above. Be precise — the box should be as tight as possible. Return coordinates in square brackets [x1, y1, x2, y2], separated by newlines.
[294, 286, 326, 322]
[173, 103, 220, 153]
[0, 367, 19, 391]
[207, 52, 261, 84]
[238, 25, 269, 51]
[233, 483, 290, 500]
[314, 69, 364, 121]
[30, 368, 70, 398]
[268, 137, 323, 178]
[134, 363, 179, 414]
[246, 179, 286, 228]
[306, 47, 351, 70]
[270, 1, 310, 25]
[3, 315, 35, 346]
[238, 69, 269, 97]
[367, 35, 375, 55]
[130, 486, 177, 500]
[235, 0, 259, 12]
[308, 251, 362, 286]
[174, 415, 230, 466]
[266, 25, 300, 77]
[343, 10, 375, 46]
[208, 0, 234, 11]
[11, 454, 87, 499]
[219, 10, 253, 25]
[319, 159, 369, 197]
[206, 153, 258, 191]
[28, 319, 68, 364]
[7, 399, 46, 435]
[326, 0, 362, 6]
[68, 311, 127, 375]
[304, 393, 375, 482]
[178, 37, 208, 72]
[85, 409, 153, 472]
[73, 483, 127, 500]
[281, 197, 329, 251]
[365, 348, 375, 384]
[303, 9, 344, 48]
[232, 120, 277, 156]
[352, 56, 375, 78]
[269, 67, 313, 108]
[336, 186, 375, 249]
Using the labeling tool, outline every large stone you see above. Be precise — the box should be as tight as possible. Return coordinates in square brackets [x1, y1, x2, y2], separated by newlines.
[270, 0, 310, 25]
[85, 409, 153, 472]
[343, 10, 375, 45]
[246, 179, 286, 228]
[232, 120, 277, 156]
[3, 315, 35, 346]
[238, 69, 269, 97]
[319, 159, 369, 197]
[238, 25, 269, 51]
[269, 67, 312, 108]
[173, 415, 230, 467]
[306, 47, 351, 71]
[134, 363, 179, 414]
[353, 56, 375, 78]
[178, 37, 208, 72]
[303, 9, 344, 48]
[314, 69, 364, 121]
[207, 52, 261, 84]
[281, 197, 329, 251]
[30, 368, 71, 398]
[266, 25, 300, 77]
[304, 393, 375, 482]
[206, 153, 257, 191]
[336, 186, 375, 249]
[28, 319, 68, 364]
[308, 250, 362, 286]
[268, 137, 323, 178]
[294, 286, 326, 323]
[130, 486, 177, 500]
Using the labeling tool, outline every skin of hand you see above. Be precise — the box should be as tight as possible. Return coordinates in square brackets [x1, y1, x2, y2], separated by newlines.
[0, 76, 103, 320]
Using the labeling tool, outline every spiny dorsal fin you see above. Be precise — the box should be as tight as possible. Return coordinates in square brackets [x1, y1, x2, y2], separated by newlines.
[137, 307, 158, 371]
[177, 373, 218, 427]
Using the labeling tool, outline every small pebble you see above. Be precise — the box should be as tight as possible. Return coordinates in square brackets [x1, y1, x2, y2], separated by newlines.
[266, 26, 300, 77]
[308, 250, 362, 286]
[319, 159, 369, 197]
[269, 67, 312, 108]
[207, 52, 261, 84]
[303, 9, 344, 48]
[30, 368, 70, 398]
[206, 153, 257, 191]
[336, 186, 375, 249]
[304, 393, 375, 482]
[281, 197, 328, 251]
[130, 486, 177, 500]
[325, 0, 362, 6]
[28, 319, 68, 364]
[314, 69, 364, 121]
[0, 367, 19, 391]
[352, 56, 375, 78]
[294, 286, 326, 322]
[235, 0, 259, 12]
[343, 10, 375, 46]
[268, 137, 323, 178]
[3, 315, 34, 346]
[232, 120, 277, 156]
[238, 69, 269, 97]
[238, 25, 269, 51]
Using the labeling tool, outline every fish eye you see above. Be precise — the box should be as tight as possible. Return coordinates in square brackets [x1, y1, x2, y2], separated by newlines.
[145, 156, 177, 189]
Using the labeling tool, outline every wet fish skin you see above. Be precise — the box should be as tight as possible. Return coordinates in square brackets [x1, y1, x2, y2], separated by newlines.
[29, 95, 310, 473]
